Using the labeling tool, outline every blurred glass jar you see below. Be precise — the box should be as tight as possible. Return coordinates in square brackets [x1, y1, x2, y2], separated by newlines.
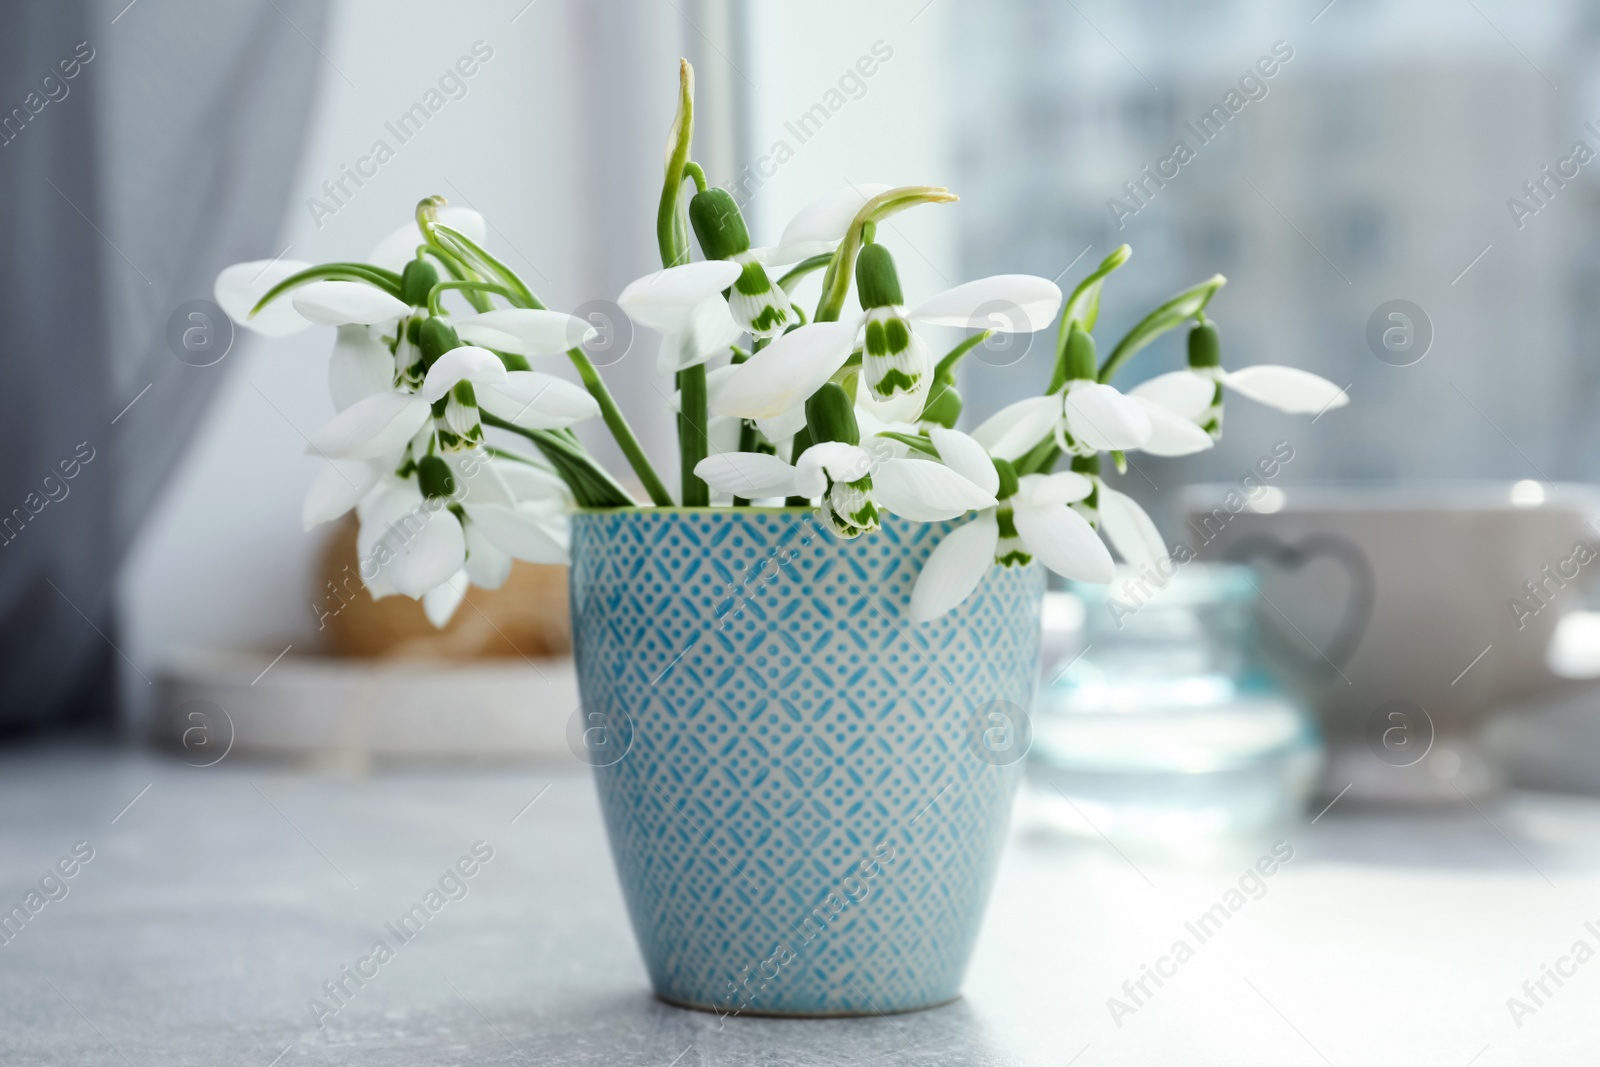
[1028, 564, 1322, 839]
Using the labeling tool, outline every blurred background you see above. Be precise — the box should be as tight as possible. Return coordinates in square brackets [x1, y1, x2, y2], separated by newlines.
[5, 0, 1600, 774]
[12, 3, 1600, 1060]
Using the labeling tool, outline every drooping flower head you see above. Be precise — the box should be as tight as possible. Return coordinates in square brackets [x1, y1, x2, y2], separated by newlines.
[1131, 318, 1349, 439]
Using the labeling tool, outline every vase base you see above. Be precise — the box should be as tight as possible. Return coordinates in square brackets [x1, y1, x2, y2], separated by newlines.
[653, 990, 962, 1019]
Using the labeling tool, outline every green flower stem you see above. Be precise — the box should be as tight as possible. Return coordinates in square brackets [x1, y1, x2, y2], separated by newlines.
[571, 344, 675, 507]
[1097, 274, 1226, 384]
[656, 59, 695, 270]
[418, 244, 491, 310]
[1015, 438, 1060, 477]
[813, 186, 957, 323]
[678, 365, 710, 506]
[432, 225, 536, 308]
[1055, 244, 1130, 360]
[877, 431, 939, 457]
[427, 280, 513, 315]
[732, 417, 757, 508]
[684, 161, 708, 194]
[655, 59, 710, 506]
[249, 263, 403, 317]
[933, 329, 994, 381]
[776, 253, 834, 293]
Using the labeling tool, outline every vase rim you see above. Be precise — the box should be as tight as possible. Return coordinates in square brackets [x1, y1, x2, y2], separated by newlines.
[572, 506, 817, 516]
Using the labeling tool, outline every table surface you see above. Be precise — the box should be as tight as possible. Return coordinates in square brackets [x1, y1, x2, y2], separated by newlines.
[2, 747, 1597, 1066]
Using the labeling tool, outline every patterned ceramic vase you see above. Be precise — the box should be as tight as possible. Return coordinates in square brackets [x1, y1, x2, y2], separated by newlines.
[569, 508, 1044, 1017]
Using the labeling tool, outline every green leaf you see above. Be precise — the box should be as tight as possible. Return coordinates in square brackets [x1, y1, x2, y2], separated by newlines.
[1061, 244, 1130, 335]
[656, 59, 696, 269]
[481, 413, 635, 507]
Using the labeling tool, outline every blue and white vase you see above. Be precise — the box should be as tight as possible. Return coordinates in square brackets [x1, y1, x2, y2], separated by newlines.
[569, 508, 1043, 1017]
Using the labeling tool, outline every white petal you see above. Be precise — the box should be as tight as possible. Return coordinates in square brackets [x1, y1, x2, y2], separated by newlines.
[468, 503, 570, 564]
[1098, 486, 1169, 571]
[292, 281, 409, 326]
[214, 258, 315, 337]
[464, 520, 513, 590]
[656, 294, 743, 372]
[1129, 370, 1214, 422]
[1063, 381, 1152, 451]
[873, 458, 998, 521]
[450, 454, 514, 508]
[420, 346, 507, 403]
[929, 428, 999, 496]
[618, 261, 743, 332]
[970, 395, 1061, 461]
[1133, 396, 1215, 456]
[1012, 500, 1115, 583]
[772, 184, 893, 264]
[910, 515, 1000, 623]
[309, 393, 431, 460]
[710, 322, 861, 420]
[707, 414, 743, 458]
[387, 507, 468, 598]
[1223, 365, 1349, 414]
[794, 442, 873, 497]
[856, 386, 930, 426]
[422, 570, 470, 628]
[453, 309, 597, 357]
[355, 480, 429, 602]
[852, 407, 914, 442]
[1020, 471, 1094, 508]
[328, 325, 394, 411]
[479, 456, 570, 504]
[754, 404, 809, 444]
[477, 372, 600, 430]
[357, 478, 422, 540]
[301, 460, 379, 530]
[694, 452, 799, 497]
[367, 206, 486, 274]
[908, 274, 1063, 333]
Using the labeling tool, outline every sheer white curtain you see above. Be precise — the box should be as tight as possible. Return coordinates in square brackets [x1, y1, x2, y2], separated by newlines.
[0, 0, 328, 731]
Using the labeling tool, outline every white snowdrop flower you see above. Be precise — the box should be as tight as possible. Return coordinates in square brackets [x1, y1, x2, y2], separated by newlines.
[1130, 319, 1348, 439]
[910, 436, 1116, 623]
[618, 259, 745, 373]
[695, 392, 996, 540]
[711, 245, 1061, 427]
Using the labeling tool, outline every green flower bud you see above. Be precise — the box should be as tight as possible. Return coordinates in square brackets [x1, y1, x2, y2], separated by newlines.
[1187, 320, 1221, 368]
[401, 258, 441, 307]
[417, 454, 456, 499]
[688, 188, 752, 261]
[418, 316, 461, 369]
[1063, 321, 1097, 382]
[805, 382, 860, 446]
[855, 242, 904, 309]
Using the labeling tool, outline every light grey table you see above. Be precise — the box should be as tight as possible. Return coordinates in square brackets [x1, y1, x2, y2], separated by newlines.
[2, 747, 1596, 1065]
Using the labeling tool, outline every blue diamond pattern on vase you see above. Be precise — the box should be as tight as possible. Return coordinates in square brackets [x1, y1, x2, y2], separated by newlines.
[570, 508, 1043, 1017]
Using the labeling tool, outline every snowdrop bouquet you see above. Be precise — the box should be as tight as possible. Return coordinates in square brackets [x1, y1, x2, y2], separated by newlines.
[215, 60, 1346, 629]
